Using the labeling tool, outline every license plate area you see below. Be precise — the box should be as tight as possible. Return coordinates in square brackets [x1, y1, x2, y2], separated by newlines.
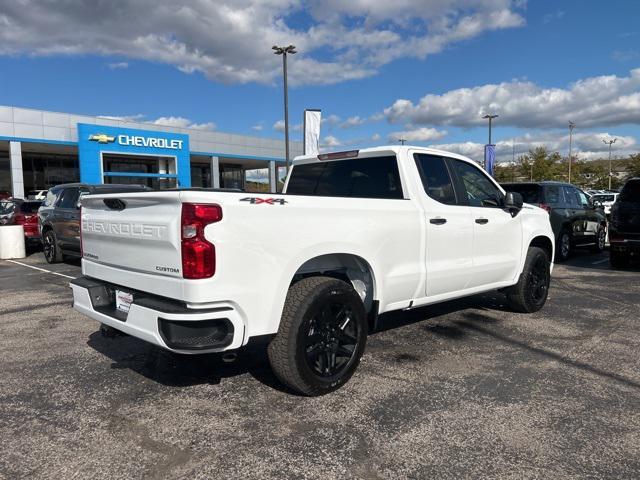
[115, 290, 134, 314]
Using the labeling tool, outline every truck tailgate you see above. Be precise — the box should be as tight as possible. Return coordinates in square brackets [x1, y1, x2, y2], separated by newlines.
[81, 192, 182, 279]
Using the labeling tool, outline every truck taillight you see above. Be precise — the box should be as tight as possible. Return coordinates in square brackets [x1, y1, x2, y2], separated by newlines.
[538, 203, 552, 214]
[181, 203, 222, 279]
[79, 206, 83, 257]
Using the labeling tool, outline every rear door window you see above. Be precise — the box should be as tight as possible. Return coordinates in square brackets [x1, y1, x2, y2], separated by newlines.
[57, 188, 80, 209]
[413, 154, 457, 205]
[544, 185, 563, 205]
[287, 156, 403, 199]
[563, 186, 580, 207]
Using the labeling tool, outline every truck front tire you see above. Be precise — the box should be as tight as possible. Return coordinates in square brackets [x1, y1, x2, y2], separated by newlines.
[268, 276, 367, 396]
[506, 246, 551, 313]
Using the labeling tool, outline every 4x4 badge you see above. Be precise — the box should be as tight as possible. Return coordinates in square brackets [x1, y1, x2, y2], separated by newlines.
[240, 197, 287, 205]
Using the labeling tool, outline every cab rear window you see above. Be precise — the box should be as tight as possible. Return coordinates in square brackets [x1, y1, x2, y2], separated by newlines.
[287, 155, 403, 199]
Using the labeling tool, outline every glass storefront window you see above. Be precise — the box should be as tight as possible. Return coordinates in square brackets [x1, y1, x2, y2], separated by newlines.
[102, 153, 177, 190]
[22, 152, 80, 191]
[0, 150, 10, 193]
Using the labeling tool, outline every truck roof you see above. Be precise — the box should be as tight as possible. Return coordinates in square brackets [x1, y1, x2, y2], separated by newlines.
[293, 145, 479, 166]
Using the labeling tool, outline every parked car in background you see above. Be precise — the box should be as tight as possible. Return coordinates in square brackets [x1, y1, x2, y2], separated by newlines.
[13, 200, 43, 245]
[0, 199, 20, 224]
[501, 181, 607, 261]
[38, 183, 151, 263]
[26, 190, 48, 201]
[609, 178, 640, 268]
[0, 199, 42, 243]
[590, 192, 619, 217]
[0, 190, 12, 200]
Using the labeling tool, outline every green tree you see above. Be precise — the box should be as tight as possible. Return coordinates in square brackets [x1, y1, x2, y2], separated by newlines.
[627, 153, 640, 179]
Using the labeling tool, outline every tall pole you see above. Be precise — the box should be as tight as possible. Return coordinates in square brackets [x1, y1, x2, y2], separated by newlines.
[568, 121, 575, 183]
[398, 138, 406, 145]
[482, 114, 498, 168]
[603, 138, 617, 190]
[273, 45, 297, 174]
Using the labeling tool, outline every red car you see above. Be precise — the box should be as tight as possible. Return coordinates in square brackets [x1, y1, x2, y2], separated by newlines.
[0, 200, 43, 244]
[0, 190, 12, 200]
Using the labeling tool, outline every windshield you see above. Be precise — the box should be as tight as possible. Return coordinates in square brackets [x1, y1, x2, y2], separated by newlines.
[620, 179, 640, 202]
[502, 184, 541, 204]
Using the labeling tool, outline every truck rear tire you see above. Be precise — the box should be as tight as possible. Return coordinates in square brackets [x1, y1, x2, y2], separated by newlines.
[268, 276, 367, 396]
[506, 246, 551, 313]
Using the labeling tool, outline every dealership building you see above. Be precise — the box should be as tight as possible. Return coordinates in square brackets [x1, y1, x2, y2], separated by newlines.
[0, 105, 303, 198]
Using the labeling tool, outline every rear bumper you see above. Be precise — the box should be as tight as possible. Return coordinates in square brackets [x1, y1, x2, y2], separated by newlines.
[610, 239, 640, 255]
[70, 276, 245, 354]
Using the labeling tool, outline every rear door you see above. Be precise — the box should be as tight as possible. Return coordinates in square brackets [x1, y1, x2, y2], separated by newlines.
[413, 153, 474, 297]
[55, 187, 80, 249]
[448, 158, 522, 287]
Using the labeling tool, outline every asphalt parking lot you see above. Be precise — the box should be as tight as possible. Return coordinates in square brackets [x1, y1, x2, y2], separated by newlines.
[1, 250, 639, 479]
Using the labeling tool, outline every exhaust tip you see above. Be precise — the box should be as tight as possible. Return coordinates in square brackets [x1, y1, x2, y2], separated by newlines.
[221, 352, 238, 363]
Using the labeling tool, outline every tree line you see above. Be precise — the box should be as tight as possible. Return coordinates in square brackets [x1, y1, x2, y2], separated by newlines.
[493, 147, 640, 189]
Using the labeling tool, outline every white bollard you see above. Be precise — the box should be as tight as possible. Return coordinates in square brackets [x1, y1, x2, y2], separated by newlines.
[0, 225, 26, 259]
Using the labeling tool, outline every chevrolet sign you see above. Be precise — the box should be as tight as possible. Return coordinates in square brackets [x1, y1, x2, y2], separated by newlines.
[88, 133, 183, 150]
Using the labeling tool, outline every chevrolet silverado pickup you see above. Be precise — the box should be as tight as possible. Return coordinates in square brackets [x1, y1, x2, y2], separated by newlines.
[71, 146, 554, 396]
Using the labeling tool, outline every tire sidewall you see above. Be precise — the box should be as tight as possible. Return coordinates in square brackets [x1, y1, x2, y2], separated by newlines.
[44, 231, 58, 263]
[523, 248, 551, 312]
[293, 282, 367, 394]
[557, 231, 571, 261]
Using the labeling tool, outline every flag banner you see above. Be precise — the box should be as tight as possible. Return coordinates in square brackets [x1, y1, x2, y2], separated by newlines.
[484, 144, 496, 176]
[304, 109, 321, 156]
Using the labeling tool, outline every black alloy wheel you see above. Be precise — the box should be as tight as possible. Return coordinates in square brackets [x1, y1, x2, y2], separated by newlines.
[557, 232, 571, 262]
[43, 230, 62, 264]
[526, 253, 550, 308]
[303, 302, 360, 378]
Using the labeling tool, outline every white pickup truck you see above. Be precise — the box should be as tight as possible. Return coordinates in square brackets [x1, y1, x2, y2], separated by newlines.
[71, 146, 554, 395]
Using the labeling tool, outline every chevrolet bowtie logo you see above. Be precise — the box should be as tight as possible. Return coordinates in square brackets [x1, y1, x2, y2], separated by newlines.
[89, 133, 116, 144]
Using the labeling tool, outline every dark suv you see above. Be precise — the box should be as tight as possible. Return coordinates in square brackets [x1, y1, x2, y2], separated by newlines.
[501, 181, 607, 261]
[609, 178, 640, 268]
[38, 183, 150, 263]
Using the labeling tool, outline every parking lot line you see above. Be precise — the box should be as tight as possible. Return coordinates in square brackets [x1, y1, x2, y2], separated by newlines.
[5, 260, 76, 279]
[591, 258, 609, 265]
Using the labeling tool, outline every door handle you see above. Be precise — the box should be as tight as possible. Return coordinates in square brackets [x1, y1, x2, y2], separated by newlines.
[429, 218, 447, 225]
[475, 218, 489, 224]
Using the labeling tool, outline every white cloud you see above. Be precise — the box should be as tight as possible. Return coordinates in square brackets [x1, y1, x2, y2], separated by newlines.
[0, 0, 526, 86]
[340, 115, 365, 128]
[322, 135, 342, 148]
[371, 133, 381, 141]
[153, 116, 216, 131]
[431, 131, 638, 163]
[384, 68, 640, 129]
[106, 61, 129, 70]
[273, 120, 302, 132]
[322, 114, 341, 126]
[252, 123, 264, 131]
[97, 114, 144, 122]
[388, 127, 447, 142]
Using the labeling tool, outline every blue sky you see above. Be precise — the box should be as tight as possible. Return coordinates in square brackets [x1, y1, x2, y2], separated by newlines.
[0, 0, 639, 162]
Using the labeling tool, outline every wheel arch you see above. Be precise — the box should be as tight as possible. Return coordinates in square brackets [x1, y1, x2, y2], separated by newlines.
[529, 235, 554, 261]
[290, 253, 378, 316]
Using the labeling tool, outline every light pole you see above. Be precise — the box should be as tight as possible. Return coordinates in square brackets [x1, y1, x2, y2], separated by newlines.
[568, 121, 575, 183]
[603, 137, 617, 190]
[272, 44, 297, 173]
[482, 114, 498, 169]
[398, 137, 406, 145]
[482, 114, 498, 144]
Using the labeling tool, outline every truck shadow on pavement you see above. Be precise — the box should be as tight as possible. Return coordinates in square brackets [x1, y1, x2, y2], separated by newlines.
[86, 289, 640, 395]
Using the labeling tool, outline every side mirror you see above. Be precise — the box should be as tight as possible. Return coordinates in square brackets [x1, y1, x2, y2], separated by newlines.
[504, 191, 524, 216]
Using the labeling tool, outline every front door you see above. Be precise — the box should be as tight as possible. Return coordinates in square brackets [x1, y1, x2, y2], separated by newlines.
[414, 153, 474, 297]
[448, 158, 522, 287]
